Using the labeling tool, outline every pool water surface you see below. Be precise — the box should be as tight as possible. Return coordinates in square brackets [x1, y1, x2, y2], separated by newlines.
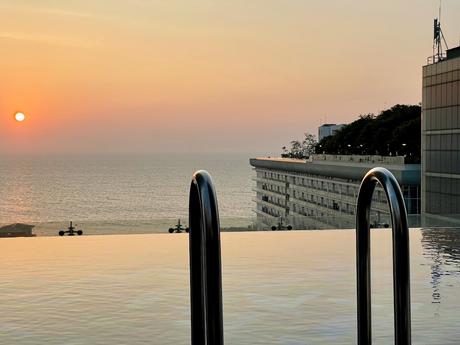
[0, 229, 459, 344]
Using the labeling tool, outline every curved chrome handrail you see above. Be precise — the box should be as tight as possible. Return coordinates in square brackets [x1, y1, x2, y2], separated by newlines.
[189, 170, 224, 345]
[356, 167, 411, 345]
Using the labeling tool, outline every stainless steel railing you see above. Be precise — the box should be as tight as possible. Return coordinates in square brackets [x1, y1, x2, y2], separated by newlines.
[189, 170, 224, 345]
[356, 167, 411, 345]
[188, 167, 411, 345]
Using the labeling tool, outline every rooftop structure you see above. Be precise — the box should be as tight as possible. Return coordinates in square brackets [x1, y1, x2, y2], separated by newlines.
[318, 124, 345, 141]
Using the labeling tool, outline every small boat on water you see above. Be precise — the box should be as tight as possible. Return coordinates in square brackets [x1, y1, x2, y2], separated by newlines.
[169, 219, 189, 233]
[59, 221, 83, 236]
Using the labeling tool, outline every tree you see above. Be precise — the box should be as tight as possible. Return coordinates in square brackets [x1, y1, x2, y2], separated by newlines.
[302, 133, 317, 157]
[281, 146, 289, 156]
[281, 133, 318, 159]
[289, 140, 303, 158]
[314, 104, 421, 162]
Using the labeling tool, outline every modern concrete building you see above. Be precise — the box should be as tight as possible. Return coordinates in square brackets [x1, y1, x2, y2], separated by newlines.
[422, 46, 460, 223]
[318, 124, 345, 141]
[250, 155, 420, 230]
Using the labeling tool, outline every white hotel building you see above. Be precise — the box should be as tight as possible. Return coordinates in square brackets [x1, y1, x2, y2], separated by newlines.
[250, 155, 421, 229]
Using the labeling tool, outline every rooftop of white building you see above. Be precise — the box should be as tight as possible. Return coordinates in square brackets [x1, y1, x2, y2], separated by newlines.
[250, 155, 420, 185]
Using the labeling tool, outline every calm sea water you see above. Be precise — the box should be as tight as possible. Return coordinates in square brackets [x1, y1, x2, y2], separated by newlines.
[0, 229, 459, 344]
[0, 153, 255, 235]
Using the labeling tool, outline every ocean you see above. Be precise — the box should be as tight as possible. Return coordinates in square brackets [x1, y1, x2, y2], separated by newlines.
[0, 153, 255, 236]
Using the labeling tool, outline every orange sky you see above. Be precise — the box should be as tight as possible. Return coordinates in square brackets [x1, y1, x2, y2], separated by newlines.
[1, 0, 459, 154]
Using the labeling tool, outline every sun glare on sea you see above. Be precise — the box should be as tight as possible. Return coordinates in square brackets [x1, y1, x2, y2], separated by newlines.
[15, 112, 26, 122]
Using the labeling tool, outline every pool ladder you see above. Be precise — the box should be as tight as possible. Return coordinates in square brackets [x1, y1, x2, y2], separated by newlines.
[188, 168, 411, 345]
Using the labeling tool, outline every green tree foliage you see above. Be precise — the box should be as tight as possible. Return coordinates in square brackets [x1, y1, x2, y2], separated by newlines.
[315, 104, 421, 162]
[302, 133, 317, 157]
[282, 133, 318, 159]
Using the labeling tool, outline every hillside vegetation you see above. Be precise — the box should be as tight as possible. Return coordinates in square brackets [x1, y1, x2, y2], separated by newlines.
[316, 104, 421, 162]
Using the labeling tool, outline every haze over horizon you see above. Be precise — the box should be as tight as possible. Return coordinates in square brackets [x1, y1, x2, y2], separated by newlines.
[1, 0, 460, 154]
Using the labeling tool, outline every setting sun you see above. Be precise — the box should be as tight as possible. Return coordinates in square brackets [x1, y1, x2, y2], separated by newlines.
[15, 112, 25, 122]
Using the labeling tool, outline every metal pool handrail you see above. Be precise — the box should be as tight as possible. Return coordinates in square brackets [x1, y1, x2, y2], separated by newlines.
[356, 167, 411, 345]
[189, 170, 224, 345]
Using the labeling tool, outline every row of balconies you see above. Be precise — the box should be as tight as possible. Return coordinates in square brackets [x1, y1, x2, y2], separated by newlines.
[255, 172, 386, 204]
[290, 184, 387, 209]
[253, 176, 286, 188]
[254, 182, 388, 215]
[253, 190, 391, 222]
[253, 187, 285, 198]
[253, 208, 278, 218]
[253, 169, 395, 219]
[289, 196, 347, 217]
[290, 179, 386, 202]
[254, 198, 287, 212]
[256, 168, 358, 191]
[255, 206, 283, 219]
[290, 194, 390, 216]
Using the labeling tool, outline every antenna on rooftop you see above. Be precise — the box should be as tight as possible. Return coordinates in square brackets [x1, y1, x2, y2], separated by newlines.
[433, 0, 449, 62]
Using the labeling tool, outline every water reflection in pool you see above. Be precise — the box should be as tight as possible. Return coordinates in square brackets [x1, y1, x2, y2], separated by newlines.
[0, 229, 459, 344]
[421, 228, 460, 306]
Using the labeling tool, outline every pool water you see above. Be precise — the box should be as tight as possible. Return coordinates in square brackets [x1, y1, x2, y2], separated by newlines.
[0, 229, 459, 344]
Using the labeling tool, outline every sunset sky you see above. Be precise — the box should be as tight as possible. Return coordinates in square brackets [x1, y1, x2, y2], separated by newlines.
[1, 0, 459, 154]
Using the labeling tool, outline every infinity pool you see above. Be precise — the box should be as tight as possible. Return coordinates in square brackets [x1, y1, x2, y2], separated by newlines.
[0, 229, 459, 344]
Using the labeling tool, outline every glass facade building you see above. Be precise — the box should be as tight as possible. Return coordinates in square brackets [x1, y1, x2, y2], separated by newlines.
[422, 47, 460, 219]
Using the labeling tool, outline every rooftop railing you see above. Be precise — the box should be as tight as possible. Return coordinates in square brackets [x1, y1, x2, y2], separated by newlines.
[427, 53, 446, 65]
